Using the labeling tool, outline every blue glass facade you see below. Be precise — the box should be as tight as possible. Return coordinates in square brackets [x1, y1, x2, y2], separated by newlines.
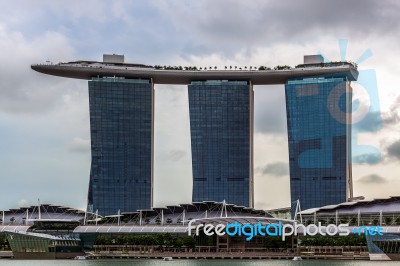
[188, 81, 254, 207]
[285, 76, 352, 213]
[87, 78, 154, 216]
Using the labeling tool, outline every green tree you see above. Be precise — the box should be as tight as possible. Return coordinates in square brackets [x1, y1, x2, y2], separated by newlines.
[164, 233, 174, 247]
[173, 237, 184, 248]
[340, 217, 349, 224]
[116, 236, 129, 245]
[264, 236, 292, 248]
[299, 235, 366, 247]
[182, 236, 196, 248]
[0, 236, 10, 250]
[95, 235, 113, 245]
[274, 65, 292, 70]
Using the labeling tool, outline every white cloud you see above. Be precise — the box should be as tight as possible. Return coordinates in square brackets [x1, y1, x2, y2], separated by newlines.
[68, 137, 90, 153]
[17, 199, 29, 208]
[0, 23, 75, 114]
[357, 174, 387, 184]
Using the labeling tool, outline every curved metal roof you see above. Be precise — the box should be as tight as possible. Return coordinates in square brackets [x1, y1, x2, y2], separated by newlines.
[300, 196, 400, 215]
[4, 230, 80, 241]
[73, 216, 294, 234]
[0, 225, 30, 233]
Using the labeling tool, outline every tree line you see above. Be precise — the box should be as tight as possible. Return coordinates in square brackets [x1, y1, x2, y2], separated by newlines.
[300, 235, 366, 246]
[94, 233, 196, 248]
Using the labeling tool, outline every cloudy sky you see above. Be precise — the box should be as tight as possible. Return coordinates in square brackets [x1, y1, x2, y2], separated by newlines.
[1, 0, 400, 211]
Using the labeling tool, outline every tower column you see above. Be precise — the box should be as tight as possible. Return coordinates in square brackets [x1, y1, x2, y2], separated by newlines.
[87, 77, 154, 215]
[188, 80, 254, 207]
[285, 76, 353, 213]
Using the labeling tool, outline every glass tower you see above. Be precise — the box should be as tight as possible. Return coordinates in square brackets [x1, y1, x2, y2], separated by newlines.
[87, 78, 154, 216]
[285, 76, 352, 213]
[188, 81, 254, 207]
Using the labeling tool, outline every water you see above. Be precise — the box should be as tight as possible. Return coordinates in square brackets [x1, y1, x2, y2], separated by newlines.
[0, 260, 398, 266]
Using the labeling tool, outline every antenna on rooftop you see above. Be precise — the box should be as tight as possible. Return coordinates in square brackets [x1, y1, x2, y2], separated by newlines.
[220, 200, 228, 218]
[293, 199, 302, 223]
[38, 198, 41, 220]
[83, 209, 87, 226]
[117, 209, 121, 226]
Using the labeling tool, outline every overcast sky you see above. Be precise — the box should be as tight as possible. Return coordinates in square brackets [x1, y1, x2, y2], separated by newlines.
[1, 0, 400, 211]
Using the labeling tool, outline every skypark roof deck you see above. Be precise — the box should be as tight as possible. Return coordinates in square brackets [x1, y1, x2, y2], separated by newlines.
[31, 60, 358, 85]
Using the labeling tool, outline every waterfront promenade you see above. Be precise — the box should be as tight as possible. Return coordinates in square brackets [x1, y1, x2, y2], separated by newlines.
[86, 245, 369, 260]
[87, 251, 369, 260]
[0, 251, 13, 259]
[0, 249, 369, 260]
